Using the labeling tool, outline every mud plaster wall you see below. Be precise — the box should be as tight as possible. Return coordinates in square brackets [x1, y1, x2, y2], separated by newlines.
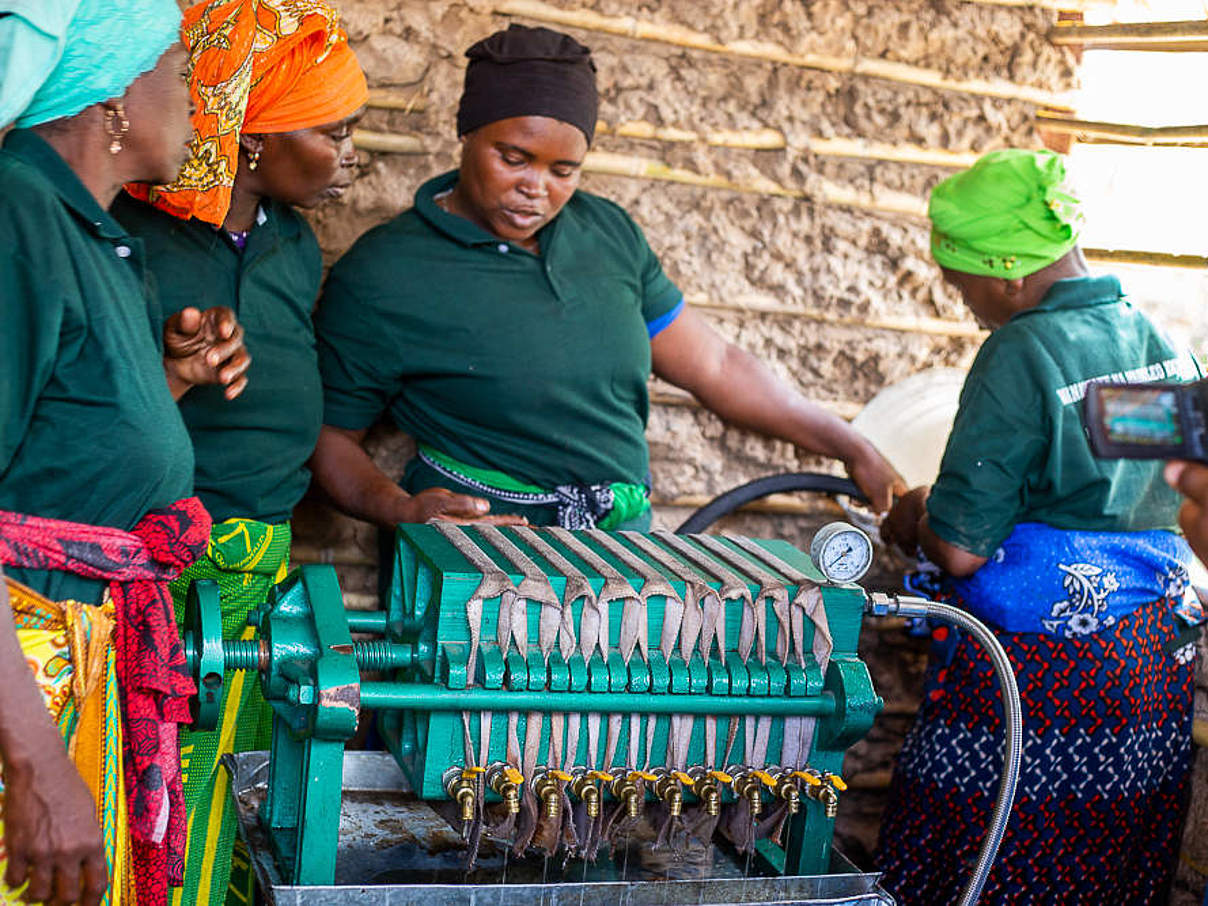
[286, 0, 1181, 879]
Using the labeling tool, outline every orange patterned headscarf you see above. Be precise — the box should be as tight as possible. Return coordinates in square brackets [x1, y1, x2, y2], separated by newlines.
[127, 0, 368, 226]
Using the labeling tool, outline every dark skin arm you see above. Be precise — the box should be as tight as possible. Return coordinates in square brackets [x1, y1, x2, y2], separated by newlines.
[650, 307, 905, 512]
[881, 485, 987, 577]
[309, 425, 525, 530]
[1166, 461, 1208, 563]
[163, 306, 252, 402]
[0, 575, 107, 906]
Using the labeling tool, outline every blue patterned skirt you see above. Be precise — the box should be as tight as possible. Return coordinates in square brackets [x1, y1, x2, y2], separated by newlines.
[877, 525, 1198, 906]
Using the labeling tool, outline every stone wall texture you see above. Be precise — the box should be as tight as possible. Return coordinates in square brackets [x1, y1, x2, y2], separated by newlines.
[288, 1, 1205, 900]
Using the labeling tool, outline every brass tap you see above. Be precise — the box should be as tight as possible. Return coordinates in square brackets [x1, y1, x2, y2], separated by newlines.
[570, 769, 611, 818]
[730, 769, 767, 818]
[687, 766, 727, 817]
[771, 769, 800, 815]
[652, 769, 690, 817]
[486, 762, 524, 815]
[442, 766, 482, 828]
[609, 771, 647, 819]
[532, 769, 571, 820]
[797, 769, 844, 819]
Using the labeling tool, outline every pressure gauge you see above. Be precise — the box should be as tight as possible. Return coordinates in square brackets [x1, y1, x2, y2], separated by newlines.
[809, 521, 873, 584]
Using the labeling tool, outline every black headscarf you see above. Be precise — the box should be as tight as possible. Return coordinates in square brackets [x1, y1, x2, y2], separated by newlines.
[456, 24, 598, 144]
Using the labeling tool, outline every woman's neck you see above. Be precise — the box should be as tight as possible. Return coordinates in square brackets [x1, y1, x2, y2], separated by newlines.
[224, 175, 263, 232]
[32, 116, 124, 211]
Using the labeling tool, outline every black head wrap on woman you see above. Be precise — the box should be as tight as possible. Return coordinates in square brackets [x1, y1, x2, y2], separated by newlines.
[456, 24, 598, 143]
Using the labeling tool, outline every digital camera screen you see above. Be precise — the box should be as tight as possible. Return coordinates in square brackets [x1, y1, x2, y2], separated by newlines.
[1099, 386, 1183, 446]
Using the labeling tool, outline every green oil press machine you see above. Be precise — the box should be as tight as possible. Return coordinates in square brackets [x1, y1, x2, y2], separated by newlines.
[184, 521, 891, 904]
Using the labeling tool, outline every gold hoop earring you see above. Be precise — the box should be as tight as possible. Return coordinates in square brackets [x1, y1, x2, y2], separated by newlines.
[105, 103, 129, 155]
[247, 149, 260, 171]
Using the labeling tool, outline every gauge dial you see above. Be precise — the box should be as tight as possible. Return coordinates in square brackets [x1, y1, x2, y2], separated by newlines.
[809, 521, 873, 584]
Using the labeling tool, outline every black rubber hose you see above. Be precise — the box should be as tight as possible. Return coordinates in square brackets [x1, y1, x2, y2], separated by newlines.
[674, 472, 867, 534]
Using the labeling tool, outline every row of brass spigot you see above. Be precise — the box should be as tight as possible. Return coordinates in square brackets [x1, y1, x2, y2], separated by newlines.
[442, 762, 847, 822]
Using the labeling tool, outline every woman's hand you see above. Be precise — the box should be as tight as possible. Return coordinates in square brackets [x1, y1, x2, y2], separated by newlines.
[3, 748, 107, 906]
[1167, 461, 1208, 563]
[163, 306, 251, 401]
[845, 446, 907, 515]
[881, 485, 930, 556]
[395, 487, 527, 526]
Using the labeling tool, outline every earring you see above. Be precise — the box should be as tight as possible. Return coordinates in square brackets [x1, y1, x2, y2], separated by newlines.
[247, 149, 260, 171]
[105, 103, 129, 155]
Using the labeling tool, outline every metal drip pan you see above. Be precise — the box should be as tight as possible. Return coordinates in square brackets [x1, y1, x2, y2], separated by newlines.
[227, 751, 894, 906]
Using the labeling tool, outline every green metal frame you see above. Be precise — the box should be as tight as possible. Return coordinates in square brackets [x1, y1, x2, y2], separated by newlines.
[184, 526, 883, 885]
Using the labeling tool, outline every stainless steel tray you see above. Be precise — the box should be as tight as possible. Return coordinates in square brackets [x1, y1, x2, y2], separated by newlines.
[226, 751, 895, 906]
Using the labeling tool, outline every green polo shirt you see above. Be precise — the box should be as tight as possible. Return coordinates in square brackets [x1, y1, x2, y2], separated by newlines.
[0, 130, 194, 604]
[928, 275, 1199, 557]
[316, 170, 684, 490]
[111, 194, 324, 524]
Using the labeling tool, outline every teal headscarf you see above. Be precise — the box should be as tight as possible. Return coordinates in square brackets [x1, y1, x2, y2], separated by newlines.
[929, 149, 1085, 279]
[0, 0, 180, 129]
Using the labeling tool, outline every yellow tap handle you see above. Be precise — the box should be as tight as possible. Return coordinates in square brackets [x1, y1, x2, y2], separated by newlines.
[461, 767, 485, 779]
[588, 770, 614, 783]
[630, 770, 658, 782]
[826, 774, 848, 792]
[504, 767, 524, 785]
[753, 769, 777, 788]
[549, 770, 572, 782]
[792, 770, 822, 786]
[709, 770, 733, 784]
[672, 771, 694, 786]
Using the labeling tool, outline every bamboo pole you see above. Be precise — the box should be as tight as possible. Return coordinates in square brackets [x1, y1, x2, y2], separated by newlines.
[1036, 113, 1208, 147]
[597, 119, 982, 168]
[353, 129, 426, 154]
[687, 296, 986, 338]
[583, 149, 929, 217]
[493, 0, 1070, 108]
[1050, 19, 1208, 48]
[350, 131, 1208, 273]
[366, 88, 429, 112]
[1084, 248, 1208, 270]
[968, 0, 1115, 8]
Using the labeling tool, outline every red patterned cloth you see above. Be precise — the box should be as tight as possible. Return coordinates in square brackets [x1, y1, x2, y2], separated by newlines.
[0, 499, 210, 902]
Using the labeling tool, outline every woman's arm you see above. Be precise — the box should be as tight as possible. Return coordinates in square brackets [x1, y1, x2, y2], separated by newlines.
[309, 425, 521, 529]
[882, 486, 987, 577]
[650, 307, 904, 512]
[0, 575, 107, 906]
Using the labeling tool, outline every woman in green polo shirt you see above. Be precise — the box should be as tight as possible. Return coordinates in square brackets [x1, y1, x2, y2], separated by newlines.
[0, 0, 251, 901]
[877, 150, 1199, 905]
[311, 24, 901, 534]
[110, 2, 394, 903]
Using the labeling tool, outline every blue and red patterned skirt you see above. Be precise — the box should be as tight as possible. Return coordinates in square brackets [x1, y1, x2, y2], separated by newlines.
[877, 589, 1194, 906]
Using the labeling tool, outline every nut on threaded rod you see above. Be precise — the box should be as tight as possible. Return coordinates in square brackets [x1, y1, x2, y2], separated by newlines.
[224, 639, 268, 672]
[218, 638, 413, 674]
[486, 762, 523, 815]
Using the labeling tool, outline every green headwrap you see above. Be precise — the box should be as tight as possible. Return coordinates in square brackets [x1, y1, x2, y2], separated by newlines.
[929, 148, 1084, 279]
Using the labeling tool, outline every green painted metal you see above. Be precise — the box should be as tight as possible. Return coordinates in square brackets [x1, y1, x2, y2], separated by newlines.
[182, 579, 224, 731]
[258, 565, 360, 885]
[358, 683, 840, 715]
[185, 526, 884, 887]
